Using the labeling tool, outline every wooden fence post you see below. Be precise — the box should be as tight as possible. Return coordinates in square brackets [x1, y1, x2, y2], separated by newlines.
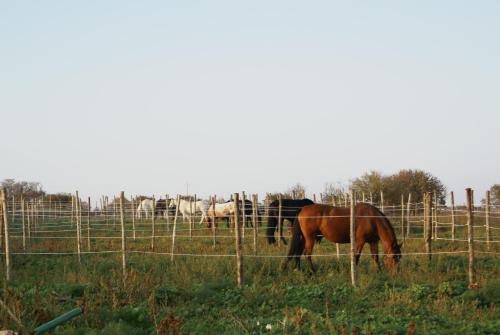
[27, 203, 31, 243]
[114, 197, 118, 227]
[32, 197, 36, 223]
[188, 197, 193, 241]
[193, 194, 197, 231]
[433, 191, 438, 240]
[193, 193, 197, 231]
[466, 188, 476, 288]
[11, 196, 15, 225]
[277, 194, 282, 247]
[425, 193, 432, 261]
[406, 193, 412, 237]
[450, 191, 456, 241]
[211, 195, 217, 248]
[104, 196, 108, 226]
[79, 196, 83, 247]
[99, 198, 103, 221]
[431, 207, 436, 240]
[233, 193, 243, 287]
[131, 197, 136, 241]
[119, 191, 128, 280]
[71, 195, 75, 226]
[151, 197, 156, 251]
[380, 191, 384, 212]
[34, 201, 38, 236]
[241, 192, 246, 240]
[75, 192, 82, 265]
[21, 197, 26, 251]
[87, 197, 91, 251]
[165, 194, 170, 232]
[485, 190, 490, 250]
[171, 195, 180, 261]
[1, 188, 11, 282]
[252, 194, 258, 254]
[401, 194, 405, 240]
[350, 190, 356, 287]
[40, 196, 44, 223]
[313, 194, 316, 203]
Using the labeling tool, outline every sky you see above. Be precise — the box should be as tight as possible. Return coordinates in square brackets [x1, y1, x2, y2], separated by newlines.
[1, 1, 499, 204]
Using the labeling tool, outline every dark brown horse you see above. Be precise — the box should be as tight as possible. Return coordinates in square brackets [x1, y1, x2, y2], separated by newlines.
[266, 198, 315, 245]
[284, 203, 402, 273]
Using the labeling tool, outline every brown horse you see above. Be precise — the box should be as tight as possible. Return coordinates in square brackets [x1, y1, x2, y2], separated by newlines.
[284, 203, 402, 273]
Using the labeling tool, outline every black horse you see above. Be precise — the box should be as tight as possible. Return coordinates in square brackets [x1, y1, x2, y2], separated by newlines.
[154, 199, 176, 218]
[266, 198, 314, 245]
[225, 199, 255, 227]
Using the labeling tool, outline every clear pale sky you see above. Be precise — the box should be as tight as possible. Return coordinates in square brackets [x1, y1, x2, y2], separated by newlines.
[1, 1, 499, 204]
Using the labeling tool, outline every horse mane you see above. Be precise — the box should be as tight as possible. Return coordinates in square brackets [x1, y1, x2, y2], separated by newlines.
[368, 204, 399, 249]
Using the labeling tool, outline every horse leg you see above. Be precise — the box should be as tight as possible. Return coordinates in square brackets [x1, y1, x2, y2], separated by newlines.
[304, 237, 316, 273]
[279, 219, 288, 245]
[355, 241, 365, 266]
[282, 235, 305, 271]
[294, 237, 305, 270]
[369, 242, 382, 272]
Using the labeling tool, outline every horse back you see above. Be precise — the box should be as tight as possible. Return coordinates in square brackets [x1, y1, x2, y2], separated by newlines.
[298, 204, 382, 244]
[297, 205, 349, 243]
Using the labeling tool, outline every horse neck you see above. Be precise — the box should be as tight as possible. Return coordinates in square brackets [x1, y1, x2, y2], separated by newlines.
[375, 217, 397, 254]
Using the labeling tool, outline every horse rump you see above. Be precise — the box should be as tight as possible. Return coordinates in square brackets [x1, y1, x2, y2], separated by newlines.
[283, 217, 305, 270]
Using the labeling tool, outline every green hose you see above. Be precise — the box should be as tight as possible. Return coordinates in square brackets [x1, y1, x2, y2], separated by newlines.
[33, 308, 82, 334]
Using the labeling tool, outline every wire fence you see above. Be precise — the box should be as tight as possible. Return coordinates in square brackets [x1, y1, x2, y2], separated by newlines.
[1, 190, 499, 288]
[2, 195, 500, 254]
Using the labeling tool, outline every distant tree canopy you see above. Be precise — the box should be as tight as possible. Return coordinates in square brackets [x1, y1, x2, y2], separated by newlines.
[45, 193, 72, 202]
[321, 182, 347, 203]
[488, 184, 500, 205]
[1, 179, 45, 199]
[266, 183, 307, 202]
[350, 169, 446, 205]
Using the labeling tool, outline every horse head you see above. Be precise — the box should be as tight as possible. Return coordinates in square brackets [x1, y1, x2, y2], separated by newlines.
[383, 242, 402, 273]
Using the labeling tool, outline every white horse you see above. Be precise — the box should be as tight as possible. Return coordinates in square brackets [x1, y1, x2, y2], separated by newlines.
[169, 198, 209, 224]
[136, 199, 154, 219]
[207, 200, 256, 228]
[207, 201, 236, 227]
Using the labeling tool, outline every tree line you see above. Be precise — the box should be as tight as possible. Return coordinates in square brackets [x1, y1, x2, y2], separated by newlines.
[2, 173, 500, 207]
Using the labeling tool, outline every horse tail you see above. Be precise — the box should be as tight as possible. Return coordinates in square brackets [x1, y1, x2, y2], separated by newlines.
[285, 216, 305, 268]
[266, 212, 277, 244]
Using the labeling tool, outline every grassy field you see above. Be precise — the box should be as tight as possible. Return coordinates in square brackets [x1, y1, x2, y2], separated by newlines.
[1, 213, 499, 334]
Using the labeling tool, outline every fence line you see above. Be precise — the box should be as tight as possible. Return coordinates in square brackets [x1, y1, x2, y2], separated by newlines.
[2, 189, 499, 290]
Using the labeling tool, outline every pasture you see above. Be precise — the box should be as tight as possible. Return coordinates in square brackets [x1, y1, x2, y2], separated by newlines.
[0, 195, 499, 334]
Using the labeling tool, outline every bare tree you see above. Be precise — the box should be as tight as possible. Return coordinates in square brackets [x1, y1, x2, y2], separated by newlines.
[322, 182, 347, 203]
[1, 179, 45, 199]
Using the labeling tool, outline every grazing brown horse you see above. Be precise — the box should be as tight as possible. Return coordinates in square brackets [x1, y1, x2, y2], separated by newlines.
[284, 203, 402, 273]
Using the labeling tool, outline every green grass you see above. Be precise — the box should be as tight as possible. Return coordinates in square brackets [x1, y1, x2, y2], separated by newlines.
[1, 214, 499, 334]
